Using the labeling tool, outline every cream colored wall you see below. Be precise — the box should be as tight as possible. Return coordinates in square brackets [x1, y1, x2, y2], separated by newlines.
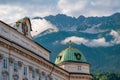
[0, 22, 49, 60]
[0, 45, 69, 80]
[60, 63, 90, 74]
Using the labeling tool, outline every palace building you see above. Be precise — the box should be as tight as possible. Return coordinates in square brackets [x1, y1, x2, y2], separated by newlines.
[0, 17, 92, 80]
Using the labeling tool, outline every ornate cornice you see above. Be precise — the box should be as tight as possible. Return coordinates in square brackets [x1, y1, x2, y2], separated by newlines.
[70, 74, 92, 80]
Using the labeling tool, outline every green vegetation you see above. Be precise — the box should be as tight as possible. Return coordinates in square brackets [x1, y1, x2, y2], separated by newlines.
[93, 72, 120, 80]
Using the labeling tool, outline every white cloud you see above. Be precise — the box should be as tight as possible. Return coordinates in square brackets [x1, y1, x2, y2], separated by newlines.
[58, 0, 120, 17]
[86, 38, 111, 47]
[31, 18, 58, 36]
[58, 0, 88, 17]
[61, 36, 88, 45]
[61, 30, 120, 47]
[61, 36, 111, 47]
[0, 5, 26, 23]
[0, 0, 120, 24]
[0, 1, 59, 23]
[110, 30, 120, 44]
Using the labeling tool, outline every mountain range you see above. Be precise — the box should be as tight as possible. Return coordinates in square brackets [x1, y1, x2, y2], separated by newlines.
[32, 13, 120, 72]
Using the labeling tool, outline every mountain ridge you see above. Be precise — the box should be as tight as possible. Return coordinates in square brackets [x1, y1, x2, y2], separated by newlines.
[33, 13, 120, 72]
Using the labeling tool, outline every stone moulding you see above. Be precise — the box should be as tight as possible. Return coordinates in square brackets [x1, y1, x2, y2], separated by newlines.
[18, 61, 23, 67]
[42, 71, 45, 76]
[2, 70, 9, 76]
[23, 77, 28, 80]
[36, 68, 39, 74]
[9, 57, 14, 64]
[29, 65, 33, 71]
[0, 53, 3, 60]
[13, 74, 19, 78]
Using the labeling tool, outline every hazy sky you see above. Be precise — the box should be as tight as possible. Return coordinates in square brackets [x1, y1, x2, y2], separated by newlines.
[0, 0, 120, 23]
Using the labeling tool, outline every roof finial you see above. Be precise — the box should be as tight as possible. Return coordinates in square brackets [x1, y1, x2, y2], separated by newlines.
[69, 40, 72, 48]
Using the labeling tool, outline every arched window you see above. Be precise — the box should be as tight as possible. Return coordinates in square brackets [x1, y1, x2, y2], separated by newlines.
[78, 66, 81, 70]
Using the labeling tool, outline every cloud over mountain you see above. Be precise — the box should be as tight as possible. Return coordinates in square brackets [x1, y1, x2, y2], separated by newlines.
[31, 19, 58, 36]
[61, 30, 120, 47]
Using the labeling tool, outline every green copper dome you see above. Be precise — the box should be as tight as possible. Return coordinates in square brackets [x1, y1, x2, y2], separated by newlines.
[55, 44, 87, 65]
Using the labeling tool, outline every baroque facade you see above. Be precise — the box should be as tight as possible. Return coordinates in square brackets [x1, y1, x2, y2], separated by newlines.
[0, 18, 92, 80]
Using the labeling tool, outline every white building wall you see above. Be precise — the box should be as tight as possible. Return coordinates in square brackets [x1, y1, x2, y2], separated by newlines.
[0, 46, 68, 80]
[60, 63, 90, 74]
[0, 23, 49, 60]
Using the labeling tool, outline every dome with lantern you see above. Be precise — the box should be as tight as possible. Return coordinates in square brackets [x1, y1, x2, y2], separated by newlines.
[55, 41, 87, 65]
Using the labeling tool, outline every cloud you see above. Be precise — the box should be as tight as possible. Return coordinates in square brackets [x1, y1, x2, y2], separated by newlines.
[31, 18, 58, 36]
[61, 36, 111, 47]
[110, 30, 120, 44]
[0, 4, 26, 23]
[0, 0, 59, 23]
[61, 30, 120, 47]
[61, 36, 88, 45]
[0, 0, 120, 23]
[58, 0, 120, 17]
[58, 0, 87, 17]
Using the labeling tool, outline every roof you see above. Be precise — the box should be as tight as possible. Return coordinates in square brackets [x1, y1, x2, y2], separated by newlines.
[55, 42, 87, 65]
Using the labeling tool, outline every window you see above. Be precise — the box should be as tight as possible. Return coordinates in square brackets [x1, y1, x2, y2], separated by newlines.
[78, 66, 81, 70]
[50, 77, 53, 80]
[45, 75, 48, 80]
[23, 66, 27, 76]
[39, 73, 41, 80]
[3, 58, 8, 69]
[32, 69, 35, 78]
[14, 62, 18, 72]
[13, 76, 18, 80]
[3, 76, 8, 80]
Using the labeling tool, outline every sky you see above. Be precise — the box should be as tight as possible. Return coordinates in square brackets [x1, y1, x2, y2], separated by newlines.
[0, 0, 120, 47]
[0, 0, 120, 23]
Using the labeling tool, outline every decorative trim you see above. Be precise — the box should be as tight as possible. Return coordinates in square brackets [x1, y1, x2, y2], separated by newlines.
[42, 71, 45, 76]
[0, 53, 3, 60]
[29, 66, 33, 71]
[36, 68, 39, 74]
[13, 74, 19, 78]
[48, 74, 51, 78]
[18, 61, 23, 67]
[23, 77, 28, 80]
[2, 70, 9, 76]
[9, 57, 14, 64]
